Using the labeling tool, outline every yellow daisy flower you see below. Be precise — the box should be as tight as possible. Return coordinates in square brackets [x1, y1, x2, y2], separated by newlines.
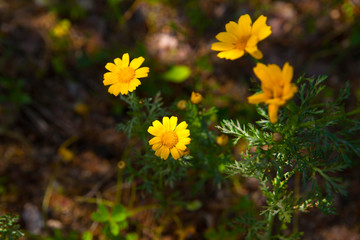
[148, 116, 191, 160]
[103, 53, 149, 96]
[248, 62, 298, 123]
[211, 14, 272, 60]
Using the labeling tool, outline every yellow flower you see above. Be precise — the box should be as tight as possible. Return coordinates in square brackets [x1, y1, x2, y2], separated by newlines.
[216, 134, 229, 146]
[103, 53, 149, 96]
[177, 100, 187, 110]
[211, 14, 272, 60]
[148, 116, 191, 160]
[248, 62, 298, 123]
[190, 92, 203, 104]
[53, 19, 71, 38]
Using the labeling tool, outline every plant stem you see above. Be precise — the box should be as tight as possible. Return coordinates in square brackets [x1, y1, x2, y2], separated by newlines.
[266, 212, 275, 240]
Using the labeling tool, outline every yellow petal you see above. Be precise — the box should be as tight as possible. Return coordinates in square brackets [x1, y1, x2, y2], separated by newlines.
[155, 148, 161, 157]
[152, 142, 162, 151]
[248, 92, 271, 104]
[282, 62, 293, 84]
[128, 79, 141, 92]
[160, 146, 169, 160]
[282, 83, 297, 101]
[153, 120, 163, 129]
[170, 147, 180, 160]
[225, 21, 242, 38]
[105, 63, 119, 72]
[215, 32, 238, 43]
[135, 67, 149, 78]
[266, 98, 286, 106]
[103, 72, 119, 85]
[114, 58, 122, 68]
[175, 121, 188, 132]
[162, 116, 170, 131]
[211, 42, 234, 51]
[217, 49, 245, 60]
[237, 14, 252, 36]
[119, 83, 129, 95]
[129, 57, 145, 70]
[169, 116, 178, 131]
[121, 53, 130, 68]
[246, 48, 263, 59]
[268, 104, 279, 123]
[149, 136, 161, 145]
[175, 142, 186, 151]
[176, 129, 190, 138]
[253, 63, 272, 85]
[148, 126, 163, 137]
[108, 82, 122, 96]
[252, 15, 272, 41]
[180, 137, 191, 145]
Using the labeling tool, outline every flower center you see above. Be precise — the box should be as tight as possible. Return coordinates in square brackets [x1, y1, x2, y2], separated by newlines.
[234, 36, 250, 50]
[161, 131, 179, 148]
[118, 67, 135, 83]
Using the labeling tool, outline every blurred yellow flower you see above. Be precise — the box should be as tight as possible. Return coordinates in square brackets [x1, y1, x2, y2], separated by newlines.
[216, 134, 229, 146]
[211, 14, 271, 60]
[248, 62, 298, 123]
[148, 116, 191, 160]
[177, 100, 187, 110]
[53, 19, 71, 38]
[103, 53, 149, 96]
[190, 92, 203, 104]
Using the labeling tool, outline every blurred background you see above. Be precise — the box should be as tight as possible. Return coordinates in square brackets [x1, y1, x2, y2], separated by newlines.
[0, 0, 359, 239]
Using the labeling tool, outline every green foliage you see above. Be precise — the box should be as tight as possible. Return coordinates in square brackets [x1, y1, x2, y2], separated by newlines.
[0, 215, 24, 240]
[91, 203, 136, 239]
[217, 76, 359, 238]
[162, 65, 191, 83]
[45, 229, 78, 240]
[0, 78, 31, 107]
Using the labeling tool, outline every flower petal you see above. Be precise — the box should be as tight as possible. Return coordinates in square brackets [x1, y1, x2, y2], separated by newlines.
[237, 14, 252, 36]
[268, 103, 280, 123]
[135, 67, 149, 78]
[121, 53, 130, 68]
[176, 129, 190, 138]
[108, 82, 122, 96]
[148, 126, 163, 137]
[169, 116, 178, 131]
[175, 121, 188, 132]
[252, 15, 272, 41]
[211, 42, 234, 51]
[175, 142, 187, 151]
[248, 92, 271, 104]
[217, 49, 245, 60]
[105, 63, 119, 72]
[152, 142, 162, 151]
[180, 137, 191, 145]
[225, 21, 242, 39]
[129, 57, 145, 70]
[114, 58, 122, 68]
[128, 79, 141, 92]
[215, 32, 238, 43]
[246, 48, 263, 59]
[103, 72, 119, 85]
[282, 62, 293, 84]
[253, 63, 272, 86]
[170, 147, 181, 160]
[160, 146, 170, 160]
[149, 136, 161, 145]
[119, 83, 129, 95]
[162, 116, 170, 131]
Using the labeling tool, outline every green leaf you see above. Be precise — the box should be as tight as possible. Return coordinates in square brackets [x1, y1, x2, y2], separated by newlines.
[110, 221, 120, 236]
[81, 231, 93, 240]
[162, 65, 191, 83]
[112, 204, 128, 222]
[91, 204, 110, 222]
[126, 233, 138, 240]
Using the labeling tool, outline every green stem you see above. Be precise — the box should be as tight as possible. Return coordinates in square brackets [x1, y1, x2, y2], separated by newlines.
[266, 212, 275, 240]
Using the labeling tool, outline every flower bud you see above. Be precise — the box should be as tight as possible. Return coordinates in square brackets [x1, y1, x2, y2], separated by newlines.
[190, 92, 203, 104]
[272, 132, 283, 142]
[216, 134, 229, 146]
[177, 100, 187, 110]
